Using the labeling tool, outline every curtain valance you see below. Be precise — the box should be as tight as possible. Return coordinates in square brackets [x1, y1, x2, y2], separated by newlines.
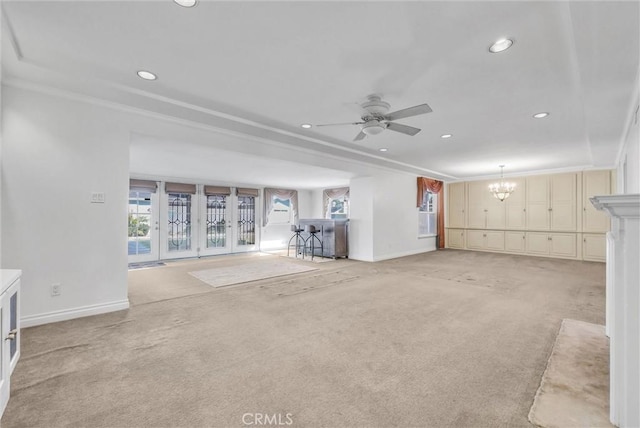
[322, 187, 350, 218]
[263, 188, 298, 227]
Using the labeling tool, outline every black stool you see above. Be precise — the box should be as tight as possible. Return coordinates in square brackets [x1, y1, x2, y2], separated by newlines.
[304, 225, 323, 260]
[287, 224, 305, 258]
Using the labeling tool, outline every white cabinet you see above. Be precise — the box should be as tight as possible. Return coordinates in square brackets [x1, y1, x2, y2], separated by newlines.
[447, 228, 465, 249]
[550, 173, 578, 231]
[582, 233, 606, 262]
[0, 270, 21, 417]
[467, 181, 506, 229]
[446, 170, 610, 262]
[526, 173, 578, 231]
[447, 182, 466, 228]
[526, 175, 549, 230]
[525, 232, 577, 259]
[466, 230, 504, 251]
[505, 231, 526, 253]
[583, 170, 612, 233]
[505, 178, 526, 229]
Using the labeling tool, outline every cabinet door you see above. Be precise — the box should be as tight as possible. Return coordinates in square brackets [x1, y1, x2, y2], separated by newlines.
[467, 181, 487, 229]
[485, 192, 506, 229]
[583, 233, 606, 262]
[485, 231, 505, 251]
[550, 173, 577, 231]
[505, 231, 526, 253]
[447, 229, 465, 249]
[526, 232, 550, 255]
[549, 233, 577, 258]
[583, 170, 611, 233]
[526, 176, 549, 230]
[505, 178, 526, 229]
[447, 183, 466, 228]
[0, 292, 7, 416]
[466, 230, 486, 250]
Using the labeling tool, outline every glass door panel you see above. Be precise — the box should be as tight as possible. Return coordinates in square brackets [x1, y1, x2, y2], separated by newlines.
[199, 194, 231, 256]
[233, 195, 258, 252]
[161, 192, 199, 259]
[128, 191, 159, 263]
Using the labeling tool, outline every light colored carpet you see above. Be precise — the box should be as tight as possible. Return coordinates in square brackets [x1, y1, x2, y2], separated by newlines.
[529, 319, 611, 428]
[3, 250, 606, 427]
[189, 260, 318, 288]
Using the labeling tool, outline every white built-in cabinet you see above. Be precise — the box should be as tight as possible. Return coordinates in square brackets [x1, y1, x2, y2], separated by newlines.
[445, 170, 612, 262]
[0, 270, 21, 418]
[525, 173, 577, 231]
[447, 228, 465, 249]
[447, 182, 466, 228]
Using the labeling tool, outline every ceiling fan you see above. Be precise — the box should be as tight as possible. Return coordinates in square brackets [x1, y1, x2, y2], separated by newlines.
[316, 94, 433, 141]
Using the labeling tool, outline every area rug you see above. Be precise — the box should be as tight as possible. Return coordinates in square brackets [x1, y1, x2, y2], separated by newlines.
[528, 319, 611, 427]
[188, 260, 318, 288]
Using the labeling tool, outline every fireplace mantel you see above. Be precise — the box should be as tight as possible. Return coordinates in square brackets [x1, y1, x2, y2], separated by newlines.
[591, 194, 640, 427]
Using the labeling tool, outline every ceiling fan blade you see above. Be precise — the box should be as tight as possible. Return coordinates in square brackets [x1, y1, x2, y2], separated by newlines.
[385, 103, 432, 121]
[386, 122, 421, 136]
[353, 131, 367, 141]
[315, 121, 364, 127]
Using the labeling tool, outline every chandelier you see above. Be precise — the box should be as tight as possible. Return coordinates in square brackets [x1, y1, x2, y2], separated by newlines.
[488, 165, 516, 201]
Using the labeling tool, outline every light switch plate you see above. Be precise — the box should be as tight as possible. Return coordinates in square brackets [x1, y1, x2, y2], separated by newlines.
[91, 192, 105, 203]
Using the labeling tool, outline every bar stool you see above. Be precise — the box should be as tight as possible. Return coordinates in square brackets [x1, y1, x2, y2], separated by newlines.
[287, 224, 305, 258]
[304, 225, 323, 260]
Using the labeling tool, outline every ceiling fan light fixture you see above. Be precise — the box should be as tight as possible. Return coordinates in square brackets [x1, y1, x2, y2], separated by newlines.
[361, 120, 386, 136]
[174, 0, 198, 7]
[137, 70, 157, 81]
[489, 38, 514, 53]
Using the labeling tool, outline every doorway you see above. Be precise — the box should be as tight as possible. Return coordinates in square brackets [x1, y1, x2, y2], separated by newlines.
[128, 180, 259, 263]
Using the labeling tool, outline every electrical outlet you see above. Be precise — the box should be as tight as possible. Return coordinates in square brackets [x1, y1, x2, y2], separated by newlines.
[51, 283, 61, 297]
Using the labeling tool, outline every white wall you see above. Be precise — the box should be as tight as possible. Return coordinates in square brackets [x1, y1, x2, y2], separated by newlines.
[2, 86, 130, 326]
[371, 171, 437, 261]
[618, 69, 640, 194]
[348, 172, 436, 262]
[348, 177, 375, 261]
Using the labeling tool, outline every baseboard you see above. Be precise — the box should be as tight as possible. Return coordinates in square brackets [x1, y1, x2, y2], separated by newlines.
[20, 299, 130, 328]
[373, 247, 437, 262]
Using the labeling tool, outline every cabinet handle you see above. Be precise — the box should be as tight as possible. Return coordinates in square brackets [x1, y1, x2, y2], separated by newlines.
[548, 208, 553, 211]
[584, 207, 587, 211]
[523, 208, 526, 212]
[5, 329, 17, 341]
[523, 236, 526, 239]
[483, 234, 486, 237]
[484, 209, 488, 212]
[584, 238, 586, 242]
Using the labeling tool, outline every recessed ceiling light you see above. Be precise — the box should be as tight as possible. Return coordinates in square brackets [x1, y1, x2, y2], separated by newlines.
[300, 123, 312, 129]
[137, 70, 157, 81]
[441, 134, 453, 139]
[489, 38, 514, 53]
[533, 112, 549, 119]
[379, 148, 388, 152]
[174, 0, 197, 7]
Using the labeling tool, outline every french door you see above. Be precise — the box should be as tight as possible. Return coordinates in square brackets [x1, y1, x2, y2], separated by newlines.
[198, 190, 258, 256]
[128, 181, 259, 263]
[128, 189, 160, 263]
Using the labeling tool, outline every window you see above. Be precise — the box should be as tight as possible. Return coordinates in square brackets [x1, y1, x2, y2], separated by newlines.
[328, 195, 349, 219]
[418, 191, 437, 236]
[267, 195, 293, 225]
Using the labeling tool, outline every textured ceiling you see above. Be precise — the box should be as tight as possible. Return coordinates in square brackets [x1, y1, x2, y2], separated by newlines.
[2, 1, 638, 186]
